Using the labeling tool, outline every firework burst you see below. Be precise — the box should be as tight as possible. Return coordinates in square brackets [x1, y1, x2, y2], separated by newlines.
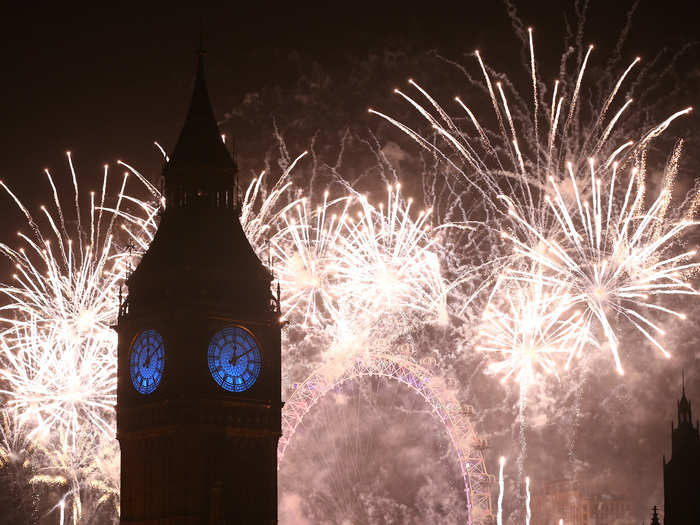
[240, 152, 308, 251]
[477, 275, 584, 388]
[333, 183, 449, 326]
[1, 15, 697, 524]
[272, 182, 455, 337]
[271, 192, 351, 328]
[371, 28, 697, 377]
[502, 152, 699, 374]
[0, 154, 148, 522]
[0, 155, 138, 439]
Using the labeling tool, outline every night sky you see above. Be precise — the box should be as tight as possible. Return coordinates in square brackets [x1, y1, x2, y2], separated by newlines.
[1, 2, 700, 522]
[2, 2, 698, 195]
[2, 2, 698, 296]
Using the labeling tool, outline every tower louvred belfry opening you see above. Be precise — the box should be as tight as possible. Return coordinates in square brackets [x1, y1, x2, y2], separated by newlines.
[117, 48, 282, 525]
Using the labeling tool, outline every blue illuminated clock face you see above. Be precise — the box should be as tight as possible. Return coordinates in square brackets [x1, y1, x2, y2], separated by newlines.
[207, 326, 262, 392]
[129, 329, 165, 394]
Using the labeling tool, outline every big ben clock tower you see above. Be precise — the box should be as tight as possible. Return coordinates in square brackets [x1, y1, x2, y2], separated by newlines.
[116, 49, 282, 524]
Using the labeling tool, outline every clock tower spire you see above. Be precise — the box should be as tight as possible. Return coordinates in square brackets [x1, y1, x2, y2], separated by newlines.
[117, 50, 282, 524]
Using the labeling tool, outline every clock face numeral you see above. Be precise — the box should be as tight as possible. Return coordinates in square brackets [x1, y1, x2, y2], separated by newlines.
[129, 330, 165, 394]
[207, 326, 261, 392]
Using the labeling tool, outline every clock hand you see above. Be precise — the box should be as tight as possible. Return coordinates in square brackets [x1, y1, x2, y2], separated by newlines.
[144, 346, 157, 368]
[228, 346, 254, 368]
[233, 348, 254, 365]
[239, 348, 254, 358]
[227, 341, 239, 366]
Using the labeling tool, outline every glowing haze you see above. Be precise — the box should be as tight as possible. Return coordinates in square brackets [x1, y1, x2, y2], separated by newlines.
[0, 13, 697, 525]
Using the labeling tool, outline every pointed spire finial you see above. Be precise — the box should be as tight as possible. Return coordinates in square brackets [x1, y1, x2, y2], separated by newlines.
[198, 17, 206, 57]
[650, 505, 660, 525]
[682, 368, 686, 396]
[163, 41, 237, 210]
[277, 281, 281, 313]
[678, 368, 692, 425]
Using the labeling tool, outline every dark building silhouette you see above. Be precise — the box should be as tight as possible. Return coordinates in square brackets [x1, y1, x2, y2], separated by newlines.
[531, 478, 634, 525]
[116, 49, 282, 524]
[662, 378, 700, 525]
